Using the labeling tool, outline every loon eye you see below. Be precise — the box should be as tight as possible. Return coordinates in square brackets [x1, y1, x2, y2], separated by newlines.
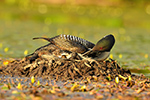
[100, 47, 103, 49]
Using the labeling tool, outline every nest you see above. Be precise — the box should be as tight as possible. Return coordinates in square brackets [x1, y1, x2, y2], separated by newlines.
[0, 43, 131, 81]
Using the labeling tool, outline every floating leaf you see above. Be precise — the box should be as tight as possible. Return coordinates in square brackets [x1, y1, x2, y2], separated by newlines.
[144, 54, 148, 59]
[119, 54, 122, 58]
[24, 50, 28, 55]
[37, 80, 40, 86]
[4, 47, 9, 53]
[17, 83, 22, 90]
[31, 76, 35, 84]
[3, 60, 10, 66]
[71, 83, 79, 92]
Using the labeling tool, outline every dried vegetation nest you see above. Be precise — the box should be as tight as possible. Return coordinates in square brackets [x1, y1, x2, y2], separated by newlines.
[0, 43, 131, 81]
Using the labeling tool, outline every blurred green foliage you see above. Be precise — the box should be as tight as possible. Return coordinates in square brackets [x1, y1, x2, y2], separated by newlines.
[0, 0, 150, 28]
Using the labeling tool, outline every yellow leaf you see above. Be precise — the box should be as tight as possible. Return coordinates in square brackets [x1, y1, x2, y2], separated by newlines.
[115, 77, 119, 84]
[87, 77, 91, 83]
[81, 85, 86, 91]
[118, 75, 127, 80]
[109, 54, 113, 59]
[144, 54, 148, 59]
[4, 47, 9, 53]
[71, 83, 79, 92]
[24, 50, 28, 55]
[128, 76, 132, 81]
[119, 54, 122, 58]
[37, 80, 40, 86]
[31, 76, 35, 84]
[17, 83, 22, 90]
[3, 60, 10, 66]
[50, 86, 56, 94]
